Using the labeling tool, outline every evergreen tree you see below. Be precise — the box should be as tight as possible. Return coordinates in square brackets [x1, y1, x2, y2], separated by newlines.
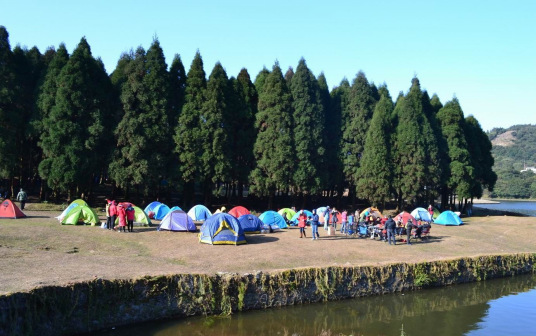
[0, 26, 16, 179]
[109, 40, 171, 197]
[254, 67, 270, 94]
[436, 98, 475, 208]
[464, 116, 497, 199]
[284, 66, 294, 86]
[341, 72, 377, 194]
[199, 62, 232, 202]
[39, 37, 111, 198]
[250, 63, 293, 207]
[174, 51, 207, 204]
[392, 78, 438, 208]
[357, 86, 394, 207]
[317, 73, 336, 192]
[430, 93, 443, 113]
[328, 78, 349, 197]
[169, 54, 187, 128]
[289, 58, 325, 197]
[110, 52, 132, 92]
[229, 68, 257, 199]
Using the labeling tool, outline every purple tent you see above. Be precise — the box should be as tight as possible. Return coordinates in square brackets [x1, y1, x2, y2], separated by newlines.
[158, 210, 197, 232]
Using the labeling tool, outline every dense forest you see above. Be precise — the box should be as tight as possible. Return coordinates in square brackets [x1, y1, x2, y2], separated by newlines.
[0, 26, 496, 212]
[488, 124, 536, 198]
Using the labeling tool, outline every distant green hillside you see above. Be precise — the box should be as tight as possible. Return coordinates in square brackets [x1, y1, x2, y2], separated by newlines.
[487, 124, 536, 198]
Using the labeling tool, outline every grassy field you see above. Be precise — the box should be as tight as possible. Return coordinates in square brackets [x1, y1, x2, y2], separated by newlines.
[1, 209, 535, 294]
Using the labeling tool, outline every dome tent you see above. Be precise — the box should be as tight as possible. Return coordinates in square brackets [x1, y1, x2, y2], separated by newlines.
[411, 207, 432, 222]
[394, 211, 417, 225]
[158, 210, 196, 232]
[289, 210, 313, 225]
[0, 199, 26, 219]
[56, 199, 88, 221]
[198, 213, 246, 245]
[187, 204, 212, 221]
[228, 206, 250, 218]
[434, 211, 463, 226]
[237, 214, 263, 234]
[278, 208, 296, 220]
[170, 206, 182, 212]
[61, 205, 99, 225]
[153, 203, 171, 220]
[144, 201, 161, 215]
[115, 203, 151, 226]
[259, 211, 288, 229]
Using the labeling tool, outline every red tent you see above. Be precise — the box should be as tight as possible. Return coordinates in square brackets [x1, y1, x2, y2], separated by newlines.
[394, 211, 416, 225]
[228, 206, 250, 218]
[0, 199, 26, 219]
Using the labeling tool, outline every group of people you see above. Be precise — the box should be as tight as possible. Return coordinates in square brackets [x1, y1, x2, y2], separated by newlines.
[105, 200, 135, 232]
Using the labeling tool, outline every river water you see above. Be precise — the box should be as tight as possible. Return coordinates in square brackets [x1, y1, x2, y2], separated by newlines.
[474, 200, 536, 217]
[103, 274, 536, 336]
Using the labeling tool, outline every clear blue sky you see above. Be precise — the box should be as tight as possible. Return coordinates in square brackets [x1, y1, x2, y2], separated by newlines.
[2, 0, 535, 131]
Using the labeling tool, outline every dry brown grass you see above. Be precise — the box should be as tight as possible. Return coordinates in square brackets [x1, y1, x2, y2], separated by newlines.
[1, 211, 535, 294]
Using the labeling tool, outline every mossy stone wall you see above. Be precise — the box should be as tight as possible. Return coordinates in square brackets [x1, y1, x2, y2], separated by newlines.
[1, 253, 534, 336]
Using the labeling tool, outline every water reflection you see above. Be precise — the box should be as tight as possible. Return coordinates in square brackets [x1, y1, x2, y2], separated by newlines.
[103, 274, 536, 336]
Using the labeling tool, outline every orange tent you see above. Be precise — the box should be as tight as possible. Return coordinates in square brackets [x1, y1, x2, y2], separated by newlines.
[0, 199, 26, 219]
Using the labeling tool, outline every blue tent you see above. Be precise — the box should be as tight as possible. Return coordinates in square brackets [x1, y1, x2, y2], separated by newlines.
[259, 211, 288, 229]
[158, 210, 196, 232]
[434, 211, 463, 226]
[187, 204, 212, 221]
[238, 214, 263, 234]
[170, 206, 182, 212]
[411, 207, 432, 222]
[153, 204, 171, 220]
[144, 201, 161, 215]
[289, 210, 314, 225]
[199, 213, 247, 245]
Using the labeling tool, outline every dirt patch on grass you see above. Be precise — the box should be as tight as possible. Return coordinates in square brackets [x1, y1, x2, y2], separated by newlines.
[1, 211, 535, 294]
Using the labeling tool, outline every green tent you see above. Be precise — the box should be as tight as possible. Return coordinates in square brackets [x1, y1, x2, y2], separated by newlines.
[61, 205, 99, 225]
[72, 199, 88, 206]
[433, 207, 441, 219]
[115, 206, 151, 226]
[277, 208, 296, 220]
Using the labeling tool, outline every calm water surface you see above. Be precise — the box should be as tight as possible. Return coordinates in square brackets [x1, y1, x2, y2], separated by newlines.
[102, 274, 536, 336]
[474, 200, 536, 217]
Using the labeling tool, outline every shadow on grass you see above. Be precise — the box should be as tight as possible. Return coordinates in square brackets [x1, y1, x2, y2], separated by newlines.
[244, 235, 279, 244]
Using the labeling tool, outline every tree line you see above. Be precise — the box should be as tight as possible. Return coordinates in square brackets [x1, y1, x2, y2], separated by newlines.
[0, 26, 496, 211]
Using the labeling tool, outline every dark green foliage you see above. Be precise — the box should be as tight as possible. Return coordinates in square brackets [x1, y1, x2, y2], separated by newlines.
[392, 78, 439, 207]
[110, 52, 132, 92]
[289, 59, 325, 194]
[341, 72, 377, 188]
[109, 40, 171, 195]
[490, 169, 535, 198]
[174, 51, 206, 183]
[0, 26, 16, 178]
[327, 79, 349, 193]
[169, 54, 187, 128]
[38, 37, 112, 196]
[250, 63, 294, 199]
[254, 67, 270, 94]
[464, 116, 497, 198]
[437, 98, 475, 199]
[357, 87, 394, 206]
[284, 67, 294, 86]
[200, 62, 232, 191]
[228, 69, 257, 198]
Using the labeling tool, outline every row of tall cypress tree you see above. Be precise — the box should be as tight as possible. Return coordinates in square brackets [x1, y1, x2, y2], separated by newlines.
[0, 27, 496, 211]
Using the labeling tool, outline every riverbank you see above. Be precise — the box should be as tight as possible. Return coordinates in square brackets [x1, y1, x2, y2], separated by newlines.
[1, 212, 536, 334]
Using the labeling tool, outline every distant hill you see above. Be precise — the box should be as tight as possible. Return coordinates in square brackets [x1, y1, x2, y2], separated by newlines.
[487, 124, 536, 198]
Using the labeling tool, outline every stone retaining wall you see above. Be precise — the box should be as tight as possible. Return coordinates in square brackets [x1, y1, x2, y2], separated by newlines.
[1, 253, 534, 336]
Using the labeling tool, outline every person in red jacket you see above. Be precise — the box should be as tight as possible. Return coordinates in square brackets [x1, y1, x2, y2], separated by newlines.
[117, 204, 127, 232]
[109, 201, 117, 231]
[298, 210, 307, 238]
[126, 204, 135, 232]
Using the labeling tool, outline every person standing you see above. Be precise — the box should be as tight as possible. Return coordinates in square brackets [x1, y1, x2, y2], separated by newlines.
[16, 188, 28, 210]
[340, 209, 348, 233]
[385, 215, 396, 245]
[323, 206, 330, 231]
[109, 201, 117, 231]
[331, 208, 339, 231]
[427, 204, 434, 217]
[298, 210, 307, 238]
[105, 200, 112, 229]
[117, 204, 127, 232]
[126, 204, 135, 232]
[311, 209, 319, 240]
[406, 219, 413, 245]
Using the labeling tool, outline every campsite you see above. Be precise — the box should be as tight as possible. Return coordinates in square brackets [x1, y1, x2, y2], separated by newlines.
[1, 205, 535, 295]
